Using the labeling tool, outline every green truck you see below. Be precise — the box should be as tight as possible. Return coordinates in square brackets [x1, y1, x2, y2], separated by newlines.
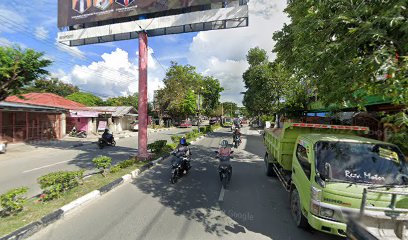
[263, 122, 408, 237]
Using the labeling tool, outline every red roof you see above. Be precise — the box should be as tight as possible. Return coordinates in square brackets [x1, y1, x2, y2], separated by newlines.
[5, 93, 87, 110]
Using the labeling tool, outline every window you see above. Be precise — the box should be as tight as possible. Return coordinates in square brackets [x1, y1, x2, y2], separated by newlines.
[296, 144, 311, 179]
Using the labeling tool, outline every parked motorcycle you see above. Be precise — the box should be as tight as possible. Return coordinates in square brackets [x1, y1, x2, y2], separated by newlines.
[98, 136, 116, 149]
[170, 151, 191, 184]
[215, 149, 234, 188]
[69, 128, 87, 138]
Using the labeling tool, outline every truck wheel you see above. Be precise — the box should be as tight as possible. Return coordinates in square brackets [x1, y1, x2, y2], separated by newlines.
[290, 188, 309, 229]
[264, 153, 275, 177]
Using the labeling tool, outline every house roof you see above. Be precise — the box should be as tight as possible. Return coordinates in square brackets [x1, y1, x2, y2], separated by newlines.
[5, 93, 87, 110]
[89, 106, 137, 117]
[0, 101, 65, 112]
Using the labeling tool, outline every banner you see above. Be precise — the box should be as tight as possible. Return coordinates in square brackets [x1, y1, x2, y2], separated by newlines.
[58, 0, 224, 28]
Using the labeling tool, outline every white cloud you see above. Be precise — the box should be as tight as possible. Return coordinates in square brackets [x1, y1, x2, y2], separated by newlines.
[187, 0, 289, 105]
[0, 37, 12, 46]
[35, 26, 49, 40]
[54, 48, 165, 100]
[0, 6, 26, 33]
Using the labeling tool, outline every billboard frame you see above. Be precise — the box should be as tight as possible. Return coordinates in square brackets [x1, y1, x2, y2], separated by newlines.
[58, 4, 248, 46]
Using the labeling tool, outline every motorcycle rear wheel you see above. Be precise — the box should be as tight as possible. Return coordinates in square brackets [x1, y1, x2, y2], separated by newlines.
[222, 174, 228, 188]
[111, 140, 116, 147]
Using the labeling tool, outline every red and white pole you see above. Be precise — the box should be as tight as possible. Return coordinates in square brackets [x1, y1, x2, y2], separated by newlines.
[138, 31, 149, 160]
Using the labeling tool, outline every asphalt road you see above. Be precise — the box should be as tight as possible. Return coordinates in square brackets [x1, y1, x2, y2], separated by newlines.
[0, 128, 193, 197]
[29, 127, 342, 240]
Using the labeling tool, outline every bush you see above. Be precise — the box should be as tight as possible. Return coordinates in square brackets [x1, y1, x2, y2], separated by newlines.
[205, 125, 213, 133]
[160, 145, 175, 154]
[389, 131, 408, 155]
[168, 143, 177, 150]
[0, 187, 28, 216]
[147, 140, 167, 153]
[118, 159, 135, 169]
[199, 127, 206, 133]
[92, 156, 112, 177]
[171, 135, 183, 143]
[110, 165, 121, 173]
[38, 170, 84, 201]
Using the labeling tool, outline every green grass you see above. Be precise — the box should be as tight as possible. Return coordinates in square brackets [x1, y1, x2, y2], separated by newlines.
[0, 161, 147, 237]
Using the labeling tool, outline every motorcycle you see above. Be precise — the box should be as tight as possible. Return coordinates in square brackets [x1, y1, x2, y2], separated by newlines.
[215, 150, 234, 188]
[69, 128, 87, 138]
[233, 134, 241, 148]
[170, 151, 191, 184]
[98, 135, 116, 149]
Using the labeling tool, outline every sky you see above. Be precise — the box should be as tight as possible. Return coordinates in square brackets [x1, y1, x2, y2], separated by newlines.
[0, 0, 289, 106]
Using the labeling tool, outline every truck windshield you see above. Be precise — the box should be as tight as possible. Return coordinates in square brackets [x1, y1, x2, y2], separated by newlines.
[315, 141, 408, 185]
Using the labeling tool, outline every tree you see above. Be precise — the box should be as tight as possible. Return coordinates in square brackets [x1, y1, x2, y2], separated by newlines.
[23, 78, 79, 97]
[66, 92, 103, 106]
[0, 46, 52, 101]
[105, 93, 138, 109]
[157, 62, 223, 118]
[273, 0, 408, 107]
[242, 47, 307, 117]
[201, 76, 224, 116]
[222, 102, 238, 117]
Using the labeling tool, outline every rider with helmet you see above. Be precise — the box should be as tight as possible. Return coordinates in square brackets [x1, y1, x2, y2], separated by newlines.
[217, 139, 233, 181]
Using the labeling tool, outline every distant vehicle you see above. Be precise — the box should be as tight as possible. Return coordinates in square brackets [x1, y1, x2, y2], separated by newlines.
[131, 120, 139, 131]
[0, 141, 7, 154]
[209, 118, 218, 125]
[222, 117, 233, 127]
[179, 120, 192, 128]
[191, 119, 199, 126]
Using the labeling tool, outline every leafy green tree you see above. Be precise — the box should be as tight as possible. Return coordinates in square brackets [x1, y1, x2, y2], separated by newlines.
[66, 92, 103, 106]
[22, 78, 79, 97]
[0, 46, 52, 101]
[201, 76, 224, 116]
[105, 93, 138, 109]
[222, 102, 238, 117]
[243, 47, 308, 117]
[157, 62, 223, 118]
[273, 0, 408, 107]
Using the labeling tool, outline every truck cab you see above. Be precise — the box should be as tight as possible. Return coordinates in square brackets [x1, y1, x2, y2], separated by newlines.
[264, 123, 408, 237]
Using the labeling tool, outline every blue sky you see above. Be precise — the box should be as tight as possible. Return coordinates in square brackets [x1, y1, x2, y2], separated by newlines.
[0, 0, 289, 105]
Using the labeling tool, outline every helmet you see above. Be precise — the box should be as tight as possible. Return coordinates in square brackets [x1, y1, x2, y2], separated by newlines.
[180, 137, 187, 145]
[220, 139, 229, 147]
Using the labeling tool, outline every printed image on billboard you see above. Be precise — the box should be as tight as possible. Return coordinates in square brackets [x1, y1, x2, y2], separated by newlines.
[72, 0, 92, 14]
[94, 0, 113, 10]
[115, 0, 135, 7]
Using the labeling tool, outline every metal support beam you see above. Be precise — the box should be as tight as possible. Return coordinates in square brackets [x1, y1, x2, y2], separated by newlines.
[137, 31, 149, 160]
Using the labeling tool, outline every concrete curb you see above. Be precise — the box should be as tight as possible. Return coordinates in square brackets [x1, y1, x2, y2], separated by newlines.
[1, 128, 215, 240]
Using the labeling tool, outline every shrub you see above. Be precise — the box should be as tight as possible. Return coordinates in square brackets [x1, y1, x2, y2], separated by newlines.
[199, 127, 206, 133]
[0, 187, 28, 216]
[92, 156, 112, 177]
[205, 125, 213, 133]
[38, 170, 84, 201]
[161, 145, 175, 154]
[389, 131, 408, 155]
[118, 159, 135, 169]
[171, 135, 183, 143]
[110, 165, 121, 173]
[147, 140, 167, 153]
[168, 143, 177, 150]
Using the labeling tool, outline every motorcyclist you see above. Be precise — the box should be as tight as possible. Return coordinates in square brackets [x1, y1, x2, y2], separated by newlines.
[175, 137, 191, 172]
[232, 128, 241, 144]
[217, 139, 232, 181]
[102, 129, 113, 143]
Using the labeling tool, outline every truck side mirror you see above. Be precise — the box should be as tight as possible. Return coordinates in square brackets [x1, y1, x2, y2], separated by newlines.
[324, 163, 333, 180]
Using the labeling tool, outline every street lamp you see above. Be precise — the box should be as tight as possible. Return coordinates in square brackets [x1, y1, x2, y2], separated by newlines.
[192, 87, 204, 133]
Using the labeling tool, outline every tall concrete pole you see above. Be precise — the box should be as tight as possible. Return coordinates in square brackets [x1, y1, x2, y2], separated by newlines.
[138, 31, 149, 160]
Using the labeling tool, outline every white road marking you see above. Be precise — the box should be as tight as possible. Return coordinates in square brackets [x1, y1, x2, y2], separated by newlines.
[22, 160, 72, 173]
[218, 186, 225, 202]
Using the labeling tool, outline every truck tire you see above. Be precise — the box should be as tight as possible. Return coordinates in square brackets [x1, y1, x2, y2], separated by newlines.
[264, 153, 275, 177]
[290, 188, 309, 229]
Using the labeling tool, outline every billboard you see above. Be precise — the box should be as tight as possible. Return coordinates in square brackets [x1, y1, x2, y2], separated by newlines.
[58, 0, 225, 28]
